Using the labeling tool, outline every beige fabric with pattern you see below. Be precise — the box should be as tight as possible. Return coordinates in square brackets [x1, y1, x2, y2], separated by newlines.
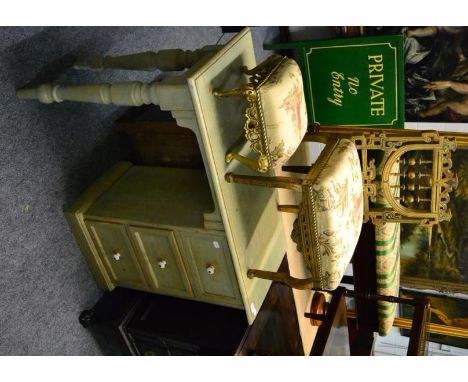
[292, 139, 363, 290]
[257, 57, 308, 167]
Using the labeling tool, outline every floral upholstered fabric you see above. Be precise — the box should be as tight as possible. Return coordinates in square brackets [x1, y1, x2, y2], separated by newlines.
[292, 139, 363, 290]
[372, 151, 401, 336]
[256, 57, 308, 168]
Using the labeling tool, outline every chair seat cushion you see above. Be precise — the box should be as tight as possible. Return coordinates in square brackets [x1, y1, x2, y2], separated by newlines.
[256, 57, 308, 168]
[292, 139, 363, 290]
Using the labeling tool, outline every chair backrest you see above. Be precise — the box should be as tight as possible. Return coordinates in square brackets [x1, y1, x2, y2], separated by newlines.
[353, 130, 458, 226]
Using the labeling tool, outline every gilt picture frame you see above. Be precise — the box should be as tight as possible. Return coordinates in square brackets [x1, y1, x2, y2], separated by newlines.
[400, 145, 468, 293]
[400, 288, 468, 349]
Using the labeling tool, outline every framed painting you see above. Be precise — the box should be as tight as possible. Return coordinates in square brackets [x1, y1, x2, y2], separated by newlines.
[399, 288, 468, 349]
[400, 146, 468, 293]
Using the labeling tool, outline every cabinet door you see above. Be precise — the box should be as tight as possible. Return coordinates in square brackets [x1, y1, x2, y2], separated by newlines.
[180, 232, 242, 306]
[86, 220, 149, 290]
[129, 227, 193, 298]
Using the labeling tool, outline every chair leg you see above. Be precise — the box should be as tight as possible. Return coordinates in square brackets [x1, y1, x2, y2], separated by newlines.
[281, 165, 312, 174]
[16, 81, 162, 106]
[277, 205, 300, 213]
[225, 152, 268, 173]
[302, 131, 329, 143]
[247, 269, 317, 290]
[225, 172, 302, 191]
[74, 48, 215, 71]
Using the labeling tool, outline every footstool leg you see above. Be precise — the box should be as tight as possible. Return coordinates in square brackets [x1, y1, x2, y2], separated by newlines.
[74, 48, 217, 72]
[225, 172, 302, 191]
[247, 269, 317, 290]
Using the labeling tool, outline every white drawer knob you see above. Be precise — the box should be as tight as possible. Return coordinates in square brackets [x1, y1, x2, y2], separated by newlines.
[206, 265, 215, 275]
[112, 252, 121, 261]
[158, 260, 167, 269]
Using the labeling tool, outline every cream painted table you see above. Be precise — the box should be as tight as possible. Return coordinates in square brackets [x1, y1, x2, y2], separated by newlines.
[19, 28, 288, 325]
[177, 28, 287, 324]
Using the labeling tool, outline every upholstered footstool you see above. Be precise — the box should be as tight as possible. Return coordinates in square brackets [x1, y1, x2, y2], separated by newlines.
[226, 138, 364, 291]
[214, 54, 308, 173]
[290, 138, 364, 290]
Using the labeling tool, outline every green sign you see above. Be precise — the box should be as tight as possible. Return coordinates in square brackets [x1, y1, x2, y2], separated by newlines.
[265, 35, 405, 128]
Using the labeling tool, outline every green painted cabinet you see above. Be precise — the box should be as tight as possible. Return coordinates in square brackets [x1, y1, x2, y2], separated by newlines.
[180, 232, 241, 305]
[66, 162, 243, 309]
[86, 220, 149, 291]
[129, 226, 193, 298]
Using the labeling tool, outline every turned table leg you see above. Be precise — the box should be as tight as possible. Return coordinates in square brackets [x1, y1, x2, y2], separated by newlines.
[74, 47, 219, 72]
[16, 81, 165, 106]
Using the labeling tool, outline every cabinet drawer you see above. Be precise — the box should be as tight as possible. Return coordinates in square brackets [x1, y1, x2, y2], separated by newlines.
[129, 227, 193, 298]
[181, 233, 241, 305]
[85, 220, 148, 290]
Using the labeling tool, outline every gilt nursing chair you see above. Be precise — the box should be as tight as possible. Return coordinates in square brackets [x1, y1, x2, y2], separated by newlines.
[226, 128, 458, 291]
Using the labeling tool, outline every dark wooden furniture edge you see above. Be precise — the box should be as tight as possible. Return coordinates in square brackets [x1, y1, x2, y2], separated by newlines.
[310, 287, 348, 355]
[235, 255, 304, 356]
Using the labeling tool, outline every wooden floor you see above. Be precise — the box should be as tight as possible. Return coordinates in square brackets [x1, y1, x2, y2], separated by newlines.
[236, 256, 304, 356]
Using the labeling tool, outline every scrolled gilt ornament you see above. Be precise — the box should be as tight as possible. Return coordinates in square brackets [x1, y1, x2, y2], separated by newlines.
[419, 218, 434, 227]
[291, 218, 303, 253]
[442, 138, 457, 153]
[439, 209, 452, 223]
[365, 184, 377, 202]
[437, 146, 458, 220]
[370, 215, 384, 225]
[365, 158, 377, 180]
[442, 157, 453, 171]
[242, 54, 286, 87]
[421, 131, 438, 143]
[371, 211, 406, 225]
[350, 135, 367, 149]
[241, 89, 270, 171]
[383, 211, 403, 221]
[235, 57, 289, 171]
[381, 139, 403, 151]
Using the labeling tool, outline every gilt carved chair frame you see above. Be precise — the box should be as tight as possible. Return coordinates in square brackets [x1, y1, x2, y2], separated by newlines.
[233, 127, 459, 292]
[305, 126, 459, 227]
